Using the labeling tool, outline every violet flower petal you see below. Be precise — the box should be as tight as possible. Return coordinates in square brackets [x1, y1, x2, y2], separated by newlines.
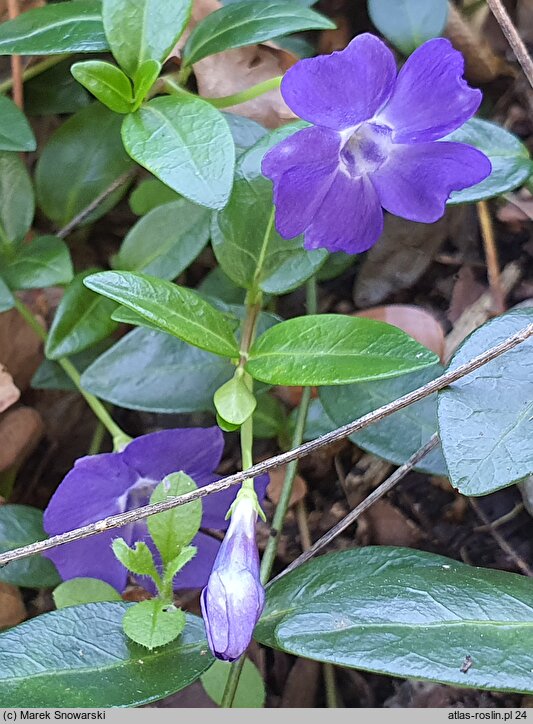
[371, 140, 492, 223]
[281, 33, 396, 130]
[379, 38, 482, 143]
[262, 125, 342, 185]
[304, 171, 384, 254]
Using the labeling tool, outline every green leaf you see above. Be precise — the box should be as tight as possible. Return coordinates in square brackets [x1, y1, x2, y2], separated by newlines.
[446, 119, 533, 204]
[31, 341, 111, 391]
[123, 599, 186, 650]
[53, 578, 122, 609]
[368, 0, 448, 55]
[294, 397, 335, 442]
[1, 236, 73, 290]
[133, 59, 161, 105]
[246, 315, 438, 386]
[84, 270, 240, 357]
[438, 308, 533, 496]
[112, 539, 160, 581]
[0, 603, 212, 706]
[35, 102, 134, 227]
[160, 546, 196, 592]
[183, 0, 334, 65]
[148, 472, 202, 565]
[214, 374, 257, 426]
[25, 59, 90, 117]
[253, 392, 286, 439]
[198, 266, 245, 305]
[0, 151, 34, 247]
[122, 95, 235, 210]
[0, 0, 108, 55]
[45, 269, 119, 360]
[102, 0, 192, 77]
[202, 658, 265, 708]
[71, 60, 133, 113]
[320, 365, 447, 476]
[81, 326, 234, 413]
[223, 112, 267, 157]
[256, 547, 533, 693]
[0, 278, 14, 312]
[113, 198, 210, 279]
[0, 505, 60, 588]
[212, 126, 326, 293]
[0, 95, 36, 152]
[129, 177, 181, 215]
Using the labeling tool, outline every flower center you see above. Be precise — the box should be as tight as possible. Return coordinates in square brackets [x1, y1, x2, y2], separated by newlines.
[340, 122, 392, 177]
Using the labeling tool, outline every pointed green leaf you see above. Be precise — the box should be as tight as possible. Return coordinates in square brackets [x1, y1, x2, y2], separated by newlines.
[122, 95, 235, 210]
[160, 546, 197, 592]
[214, 374, 257, 425]
[71, 60, 133, 113]
[53, 578, 122, 608]
[133, 59, 161, 105]
[0, 151, 34, 247]
[1, 236, 73, 290]
[84, 270, 240, 357]
[112, 538, 160, 581]
[0, 95, 35, 151]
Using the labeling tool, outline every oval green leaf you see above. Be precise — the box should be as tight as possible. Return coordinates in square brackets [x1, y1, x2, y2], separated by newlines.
[1, 236, 73, 290]
[53, 578, 122, 609]
[0, 0, 108, 55]
[71, 60, 133, 114]
[368, 0, 448, 55]
[183, 0, 334, 65]
[0, 95, 36, 152]
[438, 308, 533, 496]
[0, 151, 34, 247]
[0, 278, 14, 312]
[122, 95, 235, 210]
[446, 118, 533, 204]
[0, 603, 212, 706]
[246, 315, 438, 385]
[256, 547, 533, 693]
[202, 658, 265, 708]
[84, 270, 240, 357]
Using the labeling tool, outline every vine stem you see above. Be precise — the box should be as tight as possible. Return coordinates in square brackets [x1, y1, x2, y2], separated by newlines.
[14, 297, 130, 450]
[0, 54, 70, 94]
[161, 75, 282, 110]
[0, 323, 531, 568]
[485, 0, 533, 90]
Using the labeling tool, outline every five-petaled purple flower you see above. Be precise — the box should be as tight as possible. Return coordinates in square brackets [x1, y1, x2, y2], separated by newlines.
[201, 490, 265, 661]
[43, 427, 267, 592]
[262, 34, 492, 254]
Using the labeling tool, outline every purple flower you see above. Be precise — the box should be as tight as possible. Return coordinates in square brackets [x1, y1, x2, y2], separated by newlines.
[200, 491, 265, 661]
[43, 427, 267, 592]
[262, 34, 492, 254]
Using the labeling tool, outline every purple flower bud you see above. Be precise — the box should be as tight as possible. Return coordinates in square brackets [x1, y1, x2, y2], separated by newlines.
[200, 493, 265, 661]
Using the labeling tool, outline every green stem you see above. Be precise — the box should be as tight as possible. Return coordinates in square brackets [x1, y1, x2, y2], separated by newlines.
[87, 420, 106, 456]
[14, 297, 130, 450]
[162, 75, 282, 110]
[220, 657, 246, 708]
[0, 54, 71, 94]
[323, 663, 338, 708]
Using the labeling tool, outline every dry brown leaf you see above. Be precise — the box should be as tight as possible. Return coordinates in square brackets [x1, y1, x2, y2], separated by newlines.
[448, 266, 486, 324]
[355, 305, 446, 361]
[0, 365, 20, 414]
[0, 582, 26, 629]
[0, 305, 44, 391]
[0, 406, 44, 473]
[281, 658, 320, 708]
[358, 500, 423, 548]
[274, 385, 318, 408]
[267, 466, 307, 507]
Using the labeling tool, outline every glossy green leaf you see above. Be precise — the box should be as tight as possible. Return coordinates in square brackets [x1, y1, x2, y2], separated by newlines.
[202, 658, 265, 708]
[122, 95, 234, 210]
[0, 505, 60, 588]
[447, 119, 533, 204]
[246, 315, 438, 386]
[320, 365, 447, 475]
[0, 278, 14, 312]
[0, 152, 34, 247]
[438, 308, 533, 496]
[1, 236, 73, 290]
[85, 270, 240, 357]
[133, 59, 161, 105]
[0, 95, 36, 152]
[0, 0, 108, 55]
[81, 326, 234, 413]
[0, 603, 212, 706]
[256, 547, 533, 693]
[112, 539, 160, 581]
[114, 199, 210, 279]
[212, 128, 326, 293]
[214, 374, 256, 425]
[129, 178, 181, 215]
[31, 341, 111, 391]
[198, 267, 244, 305]
[223, 112, 267, 157]
[148, 473, 202, 565]
[71, 60, 133, 113]
[123, 600, 186, 650]
[25, 60, 90, 116]
[183, 0, 334, 65]
[36, 102, 134, 227]
[45, 270, 119, 360]
[368, 0, 448, 55]
[53, 578, 122, 609]
[296, 397, 335, 442]
[102, 0, 192, 77]
[253, 392, 286, 439]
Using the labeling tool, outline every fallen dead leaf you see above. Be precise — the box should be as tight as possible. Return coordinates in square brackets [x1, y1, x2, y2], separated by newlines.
[0, 406, 44, 473]
[448, 266, 486, 324]
[267, 465, 307, 507]
[0, 365, 20, 414]
[0, 582, 26, 629]
[355, 305, 446, 361]
[358, 499, 423, 548]
[0, 303, 44, 391]
[274, 385, 318, 408]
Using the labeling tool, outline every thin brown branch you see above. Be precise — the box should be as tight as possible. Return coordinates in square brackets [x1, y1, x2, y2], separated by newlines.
[0, 323, 531, 568]
[485, 0, 533, 89]
[7, 0, 23, 109]
[269, 434, 440, 584]
[477, 200, 505, 314]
